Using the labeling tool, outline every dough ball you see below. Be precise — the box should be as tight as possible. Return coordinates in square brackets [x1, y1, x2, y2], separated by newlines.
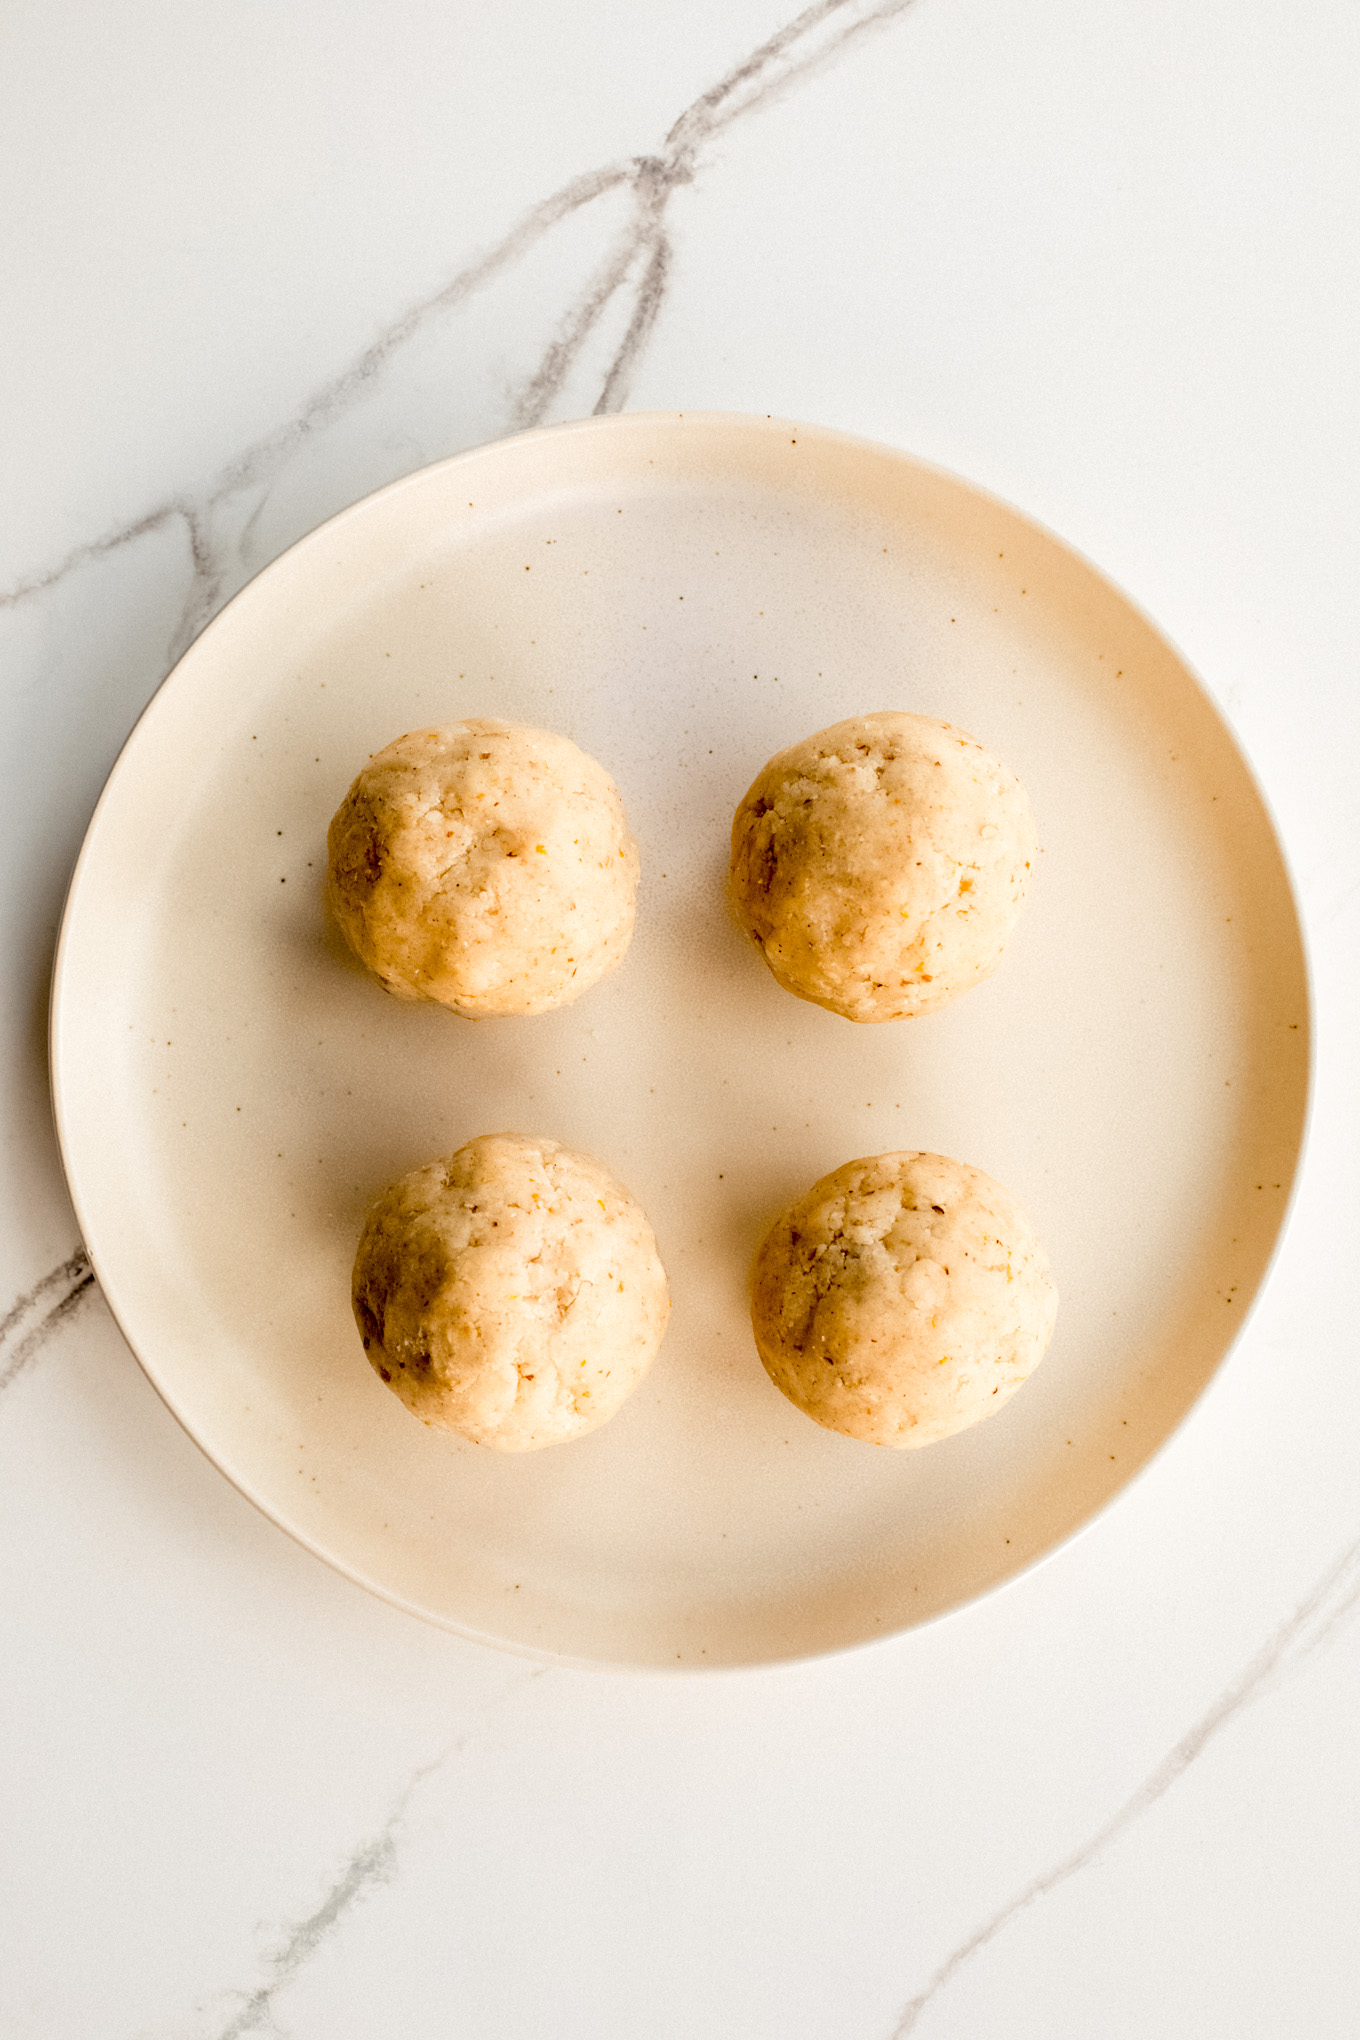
[328, 719, 639, 1016]
[751, 1150, 1057, 1449]
[352, 1133, 670, 1452]
[729, 711, 1036, 1022]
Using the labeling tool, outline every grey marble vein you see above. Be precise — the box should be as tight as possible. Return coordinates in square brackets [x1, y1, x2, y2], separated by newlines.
[0, 162, 631, 625]
[512, 0, 920, 426]
[595, 225, 673, 417]
[668, 0, 919, 156]
[0, 1248, 97, 1401]
[206, 1762, 433, 2040]
[197, 1674, 548, 2039]
[886, 1533, 1360, 2037]
[1, 0, 919, 671]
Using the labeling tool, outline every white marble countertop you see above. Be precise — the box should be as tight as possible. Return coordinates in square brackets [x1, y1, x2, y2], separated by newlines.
[4, 3, 1358, 2032]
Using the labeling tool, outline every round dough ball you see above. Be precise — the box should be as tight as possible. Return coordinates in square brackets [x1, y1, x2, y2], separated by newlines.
[352, 1133, 670, 1452]
[729, 711, 1036, 1022]
[328, 719, 639, 1017]
[751, 1150, 1057, 1448]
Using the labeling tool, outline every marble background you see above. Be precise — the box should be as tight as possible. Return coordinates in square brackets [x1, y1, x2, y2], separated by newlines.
[3, 2, 1358, 2032]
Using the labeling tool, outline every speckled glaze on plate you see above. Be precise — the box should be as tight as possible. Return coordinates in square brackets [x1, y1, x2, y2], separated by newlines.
[50, 413, 1309, 1668]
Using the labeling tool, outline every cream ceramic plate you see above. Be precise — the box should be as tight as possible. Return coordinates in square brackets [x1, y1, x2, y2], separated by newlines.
[51, 413, 1309, 1668]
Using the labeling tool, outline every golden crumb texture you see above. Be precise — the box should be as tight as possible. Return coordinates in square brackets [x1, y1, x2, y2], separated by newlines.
[352, 1133, 671, 1452]
[328, 718, 639, 1016]
[751, 1149, 1057, 1448]
[729, 711, 1036, 1022]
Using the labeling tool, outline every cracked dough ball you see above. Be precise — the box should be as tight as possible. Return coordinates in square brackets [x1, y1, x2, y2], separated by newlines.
[729, 711, 1036, 1022]
[328, 719, 639, 1016]
[352, 1133, 671, 1452]
[751, 1151, 1057, 1448]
